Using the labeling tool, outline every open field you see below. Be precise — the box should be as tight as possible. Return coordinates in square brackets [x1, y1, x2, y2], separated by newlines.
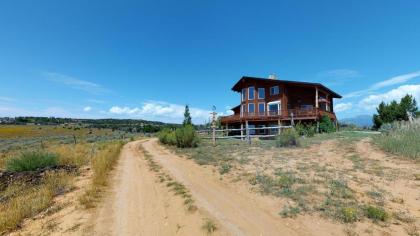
[0, 125, 132, 235]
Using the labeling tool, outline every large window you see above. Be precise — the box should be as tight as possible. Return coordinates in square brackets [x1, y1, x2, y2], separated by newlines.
[258, 103, 265, 115]
[258, 88, 265, 99]
[248, 87, 255, 100]
[242, 88, 246, 101]
[248, 103, 255, 114]
[270, 86, 279, 95]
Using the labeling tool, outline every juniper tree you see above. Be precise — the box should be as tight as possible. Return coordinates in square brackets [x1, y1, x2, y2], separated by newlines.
[183, 105, 192, 126]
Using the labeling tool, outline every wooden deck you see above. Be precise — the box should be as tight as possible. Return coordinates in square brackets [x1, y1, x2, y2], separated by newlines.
[220, 108, 336, 124]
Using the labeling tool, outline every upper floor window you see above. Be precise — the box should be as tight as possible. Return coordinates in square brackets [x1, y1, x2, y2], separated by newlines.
[248, 103, 255, 113]
[258, 88, 265, 99]
[241, 88, 246, 101]
[248, 87, 255, 100]
[270, 86, 279, 95]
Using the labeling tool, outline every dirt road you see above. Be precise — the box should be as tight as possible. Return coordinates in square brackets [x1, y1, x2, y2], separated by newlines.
[93, 139, 301, 235]
[141, 139, 300, 236]
[93, 140, 208, 236]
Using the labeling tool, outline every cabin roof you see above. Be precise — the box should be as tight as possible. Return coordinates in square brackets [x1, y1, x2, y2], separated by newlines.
[231, 76, 342, 98]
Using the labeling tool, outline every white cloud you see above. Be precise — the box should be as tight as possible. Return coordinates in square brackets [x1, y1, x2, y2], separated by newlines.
[83, 106, 92, 112]
[109, 101, 212, 123]
[318, 69, 361, 79]
[44, 72, 112, 95]
[359, 84, 420, 111]
[344, 71, 420, 98]
[334, 102, 353, 112]
[371, 71, 420, 90]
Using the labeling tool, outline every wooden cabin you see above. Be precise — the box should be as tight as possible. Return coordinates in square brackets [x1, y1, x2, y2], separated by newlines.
[220, 76, 342, 134]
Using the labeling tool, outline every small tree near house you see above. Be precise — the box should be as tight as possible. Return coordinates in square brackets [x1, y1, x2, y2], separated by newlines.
[183, 105, 192, 126]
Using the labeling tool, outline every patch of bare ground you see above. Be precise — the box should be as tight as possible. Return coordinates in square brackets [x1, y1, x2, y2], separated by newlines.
[172, 136, 420, 236]
[8, 166, 94, 236]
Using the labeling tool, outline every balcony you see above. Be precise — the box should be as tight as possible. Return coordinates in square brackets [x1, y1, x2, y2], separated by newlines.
[220, 108, 336, 124]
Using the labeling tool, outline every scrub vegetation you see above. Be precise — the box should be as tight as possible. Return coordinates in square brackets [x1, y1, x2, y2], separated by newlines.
[0, 125, 130, 234]
[174, 129, 420, 235]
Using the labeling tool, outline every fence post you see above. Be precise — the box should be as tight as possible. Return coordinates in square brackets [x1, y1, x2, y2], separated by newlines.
[73, 135, 77, 144]
[245, 120, 251, 145]
[212, 126, 216, 146]
[277, 119, 281, 135]
[240, 123, 244, 141]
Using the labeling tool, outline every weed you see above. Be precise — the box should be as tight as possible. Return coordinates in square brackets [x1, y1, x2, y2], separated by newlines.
[276, 129, 300, 147]
[365, 205, 389, 222]
[202, 218, 217, 234]
[6, 151, 58, 172]
[341, 207, 358, 223]
[219, 163, 231, 175]
[280, 205, 300, 218]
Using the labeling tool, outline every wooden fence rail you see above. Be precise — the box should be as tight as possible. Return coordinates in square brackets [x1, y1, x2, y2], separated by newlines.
[197, 125, 293, 145]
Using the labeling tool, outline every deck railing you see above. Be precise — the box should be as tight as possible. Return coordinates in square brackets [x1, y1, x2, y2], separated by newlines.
[220, 108, 333, 123]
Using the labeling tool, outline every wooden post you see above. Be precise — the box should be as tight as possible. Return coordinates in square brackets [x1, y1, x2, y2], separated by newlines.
[278, 119, 281, 135]
[210, 110, 217, 146]
[225, 124, 228, 137]
[245, 120, 251, 145]
[291, 113, 295, 127]
[315, 87, 319, 108]
[316, 120, 320, 133]
[73, 135, 77, 144]
[240, 123, 244, 141]
[212, 126, 216, 146]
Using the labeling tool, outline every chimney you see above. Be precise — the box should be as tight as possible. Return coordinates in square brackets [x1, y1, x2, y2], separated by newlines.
[268, 74, 277, 80]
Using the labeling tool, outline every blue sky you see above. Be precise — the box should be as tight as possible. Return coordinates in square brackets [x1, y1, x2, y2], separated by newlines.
[1, 0, 420, 123]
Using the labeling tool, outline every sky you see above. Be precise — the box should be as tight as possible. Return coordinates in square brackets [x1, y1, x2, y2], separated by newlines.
[1, 0, 420, 124]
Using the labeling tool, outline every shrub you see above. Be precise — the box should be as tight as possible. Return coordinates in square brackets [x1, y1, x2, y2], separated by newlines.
[319, 115, 336, 133]
[341, 207, 358, 223]
[6, 151, 58, 172]
[365, 205, 389, 221]
[158, 128, 177, 146]
[175, 125, 199, 148]
[280, 205, 300, 218]
[276, 129, 300, 147]
[202, 218, 217, 234]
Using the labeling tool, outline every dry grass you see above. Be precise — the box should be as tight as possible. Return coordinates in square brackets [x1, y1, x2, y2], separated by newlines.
[0, 171, 73, 234]
[79, 141, 124, 208]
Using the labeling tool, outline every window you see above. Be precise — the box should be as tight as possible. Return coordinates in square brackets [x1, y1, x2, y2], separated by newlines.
[242, 88, 246, 101]
[270, 86, 279, 95]
[258, 103, 265, 115]
[258, 88, 265, 99]
[248, 87, 255, 100]
[248, 103, 255, 114]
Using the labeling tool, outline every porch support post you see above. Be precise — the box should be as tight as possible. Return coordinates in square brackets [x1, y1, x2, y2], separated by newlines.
[240, 123, 244, 140]
[315, 87, 319, 108]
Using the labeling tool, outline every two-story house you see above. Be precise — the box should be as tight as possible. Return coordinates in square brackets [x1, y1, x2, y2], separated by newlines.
[220, 76, 342, 134]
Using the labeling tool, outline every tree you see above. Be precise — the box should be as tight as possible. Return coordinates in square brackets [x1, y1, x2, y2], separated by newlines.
[373, 94, 418, 129]
[183, 105, 192, 126]
[318, 115, 336, 133]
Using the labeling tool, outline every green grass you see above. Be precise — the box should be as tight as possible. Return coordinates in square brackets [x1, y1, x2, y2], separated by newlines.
[6, 151, 58, 172]
[373, 119, 420, 160]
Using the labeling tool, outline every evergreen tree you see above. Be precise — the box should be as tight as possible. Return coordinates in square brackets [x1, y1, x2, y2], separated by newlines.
[373, 94, 418, 129]
[183, 105, 192, 126]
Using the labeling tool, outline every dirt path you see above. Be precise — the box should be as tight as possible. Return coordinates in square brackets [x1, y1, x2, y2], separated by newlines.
[142, 139, 301, 236]
[93, 140, 210, 236]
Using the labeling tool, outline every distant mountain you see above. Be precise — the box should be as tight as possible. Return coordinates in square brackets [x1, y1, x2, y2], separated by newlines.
[340, 115, 373, 127]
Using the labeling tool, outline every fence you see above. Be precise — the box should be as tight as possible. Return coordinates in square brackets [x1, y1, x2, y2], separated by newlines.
[197, 125, 293, 145]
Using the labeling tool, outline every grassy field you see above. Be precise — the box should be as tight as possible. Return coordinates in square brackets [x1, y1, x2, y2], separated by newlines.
[0, 125, 131, 234]
[172, 130, 420, 235]
[373, 118, 420, 160]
